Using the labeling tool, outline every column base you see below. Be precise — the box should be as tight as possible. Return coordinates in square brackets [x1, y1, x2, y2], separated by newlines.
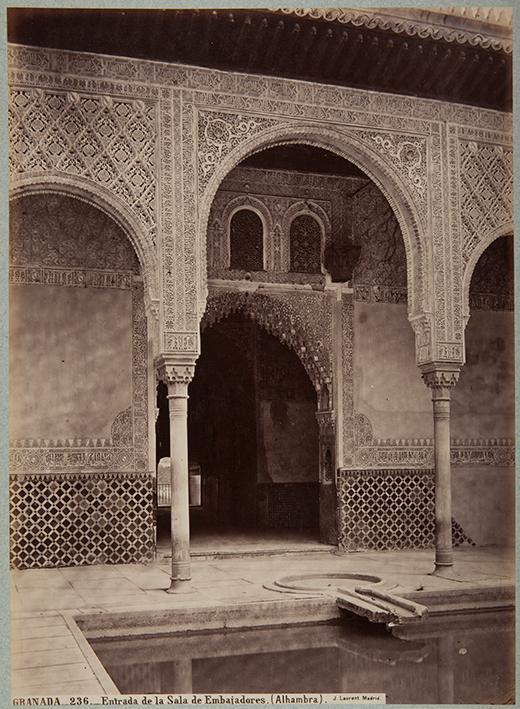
[435, 548, 454, 567]
[166, 577, 193, 594]
[431, 564, 454, 576]
[165, 558, 191, 593]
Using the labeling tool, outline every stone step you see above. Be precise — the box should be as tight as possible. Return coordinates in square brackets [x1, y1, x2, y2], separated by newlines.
[337, 586, 428, 626]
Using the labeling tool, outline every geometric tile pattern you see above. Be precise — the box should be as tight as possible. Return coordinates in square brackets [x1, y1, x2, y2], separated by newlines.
[9, 472, 154, 569]
[337, 468, 474, 551]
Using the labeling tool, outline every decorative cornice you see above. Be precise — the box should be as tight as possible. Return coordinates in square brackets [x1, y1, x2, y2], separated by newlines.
[352, 443, 514, 469]
[9, 469, 154, 479]
[8, 44, 512, 129]
[272, 8, 512, 53]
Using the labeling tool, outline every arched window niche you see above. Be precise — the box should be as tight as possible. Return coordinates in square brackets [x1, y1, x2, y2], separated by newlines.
[289, 213, 322, 273]
[229, 208, 264, 271]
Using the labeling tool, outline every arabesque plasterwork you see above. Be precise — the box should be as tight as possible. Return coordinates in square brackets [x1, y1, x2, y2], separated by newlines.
[459, 141, 512, 265]
[341, 296, 355, 467]
[352, 412, 514, 468]
[8, 43, 513, 369]
[446, 123, 513, 330]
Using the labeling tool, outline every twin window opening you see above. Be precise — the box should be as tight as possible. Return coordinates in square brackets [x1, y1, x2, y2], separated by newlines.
[229, 208, 322, 273]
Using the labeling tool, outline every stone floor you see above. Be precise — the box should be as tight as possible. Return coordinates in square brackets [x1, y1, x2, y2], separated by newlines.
[158, 525, 331, 557]
[10, 545, 515, 697]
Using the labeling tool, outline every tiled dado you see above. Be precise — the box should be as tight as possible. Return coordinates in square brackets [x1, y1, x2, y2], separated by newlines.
[9, 471, 155, 569]
[337, 468, 474, 552]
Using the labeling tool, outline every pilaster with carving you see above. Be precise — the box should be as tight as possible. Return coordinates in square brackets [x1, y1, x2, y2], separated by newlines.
[315, 408, 338, 544]
[316, 410, 336, 484]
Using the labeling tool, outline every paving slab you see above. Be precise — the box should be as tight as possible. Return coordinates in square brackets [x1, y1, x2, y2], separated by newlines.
[69, 575, 143, 592]
[16, 590, 85, 612]
[12, 662, 96, 687]
[12, 634, 79, 654]
[12, 646, 86, 670]
[13, 679, 106, 696]
[60, 565, 126, 580]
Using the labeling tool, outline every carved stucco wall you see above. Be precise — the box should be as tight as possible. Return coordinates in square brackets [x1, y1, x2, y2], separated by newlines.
[9, 193, 148, 474]
[8, 78, 159, 310]
[8, 43, 513, 369]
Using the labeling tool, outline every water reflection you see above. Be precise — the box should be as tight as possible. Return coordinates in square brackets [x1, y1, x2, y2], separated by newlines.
[89, 611, 514, 704]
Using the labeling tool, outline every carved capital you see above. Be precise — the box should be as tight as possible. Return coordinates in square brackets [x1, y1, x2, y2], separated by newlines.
[155, 353, 197, 397]
[420, 363, 461, 400]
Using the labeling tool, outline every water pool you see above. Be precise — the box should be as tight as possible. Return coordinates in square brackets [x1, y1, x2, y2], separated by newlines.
[88, 612, 514, 704]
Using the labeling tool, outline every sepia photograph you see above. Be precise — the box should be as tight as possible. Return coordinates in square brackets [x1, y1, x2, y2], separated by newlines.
[5, 4, 515, 705]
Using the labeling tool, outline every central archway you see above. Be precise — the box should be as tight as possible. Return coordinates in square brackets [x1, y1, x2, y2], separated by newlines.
[197, 124, 427, 328]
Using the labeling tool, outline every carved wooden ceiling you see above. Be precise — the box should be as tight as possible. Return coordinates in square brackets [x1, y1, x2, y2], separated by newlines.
[7, 8, 512, 112]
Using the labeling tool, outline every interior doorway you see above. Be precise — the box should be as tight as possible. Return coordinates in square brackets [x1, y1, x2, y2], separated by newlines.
[155, 311, 322, 551]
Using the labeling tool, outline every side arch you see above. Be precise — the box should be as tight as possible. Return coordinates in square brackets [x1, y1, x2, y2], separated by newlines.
[10, 174, 159, 304]
[197, 123, 427, 324]
[462, 222, 514, 324]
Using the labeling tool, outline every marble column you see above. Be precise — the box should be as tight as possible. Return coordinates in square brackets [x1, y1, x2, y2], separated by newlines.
[156, 353, 196, 592]
[421, 364, 460, 570]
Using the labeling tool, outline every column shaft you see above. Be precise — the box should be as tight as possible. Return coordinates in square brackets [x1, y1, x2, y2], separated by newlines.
[167, 384, 191, 590]
[421, 365, 460, 572]
[432, 392, 453, 567]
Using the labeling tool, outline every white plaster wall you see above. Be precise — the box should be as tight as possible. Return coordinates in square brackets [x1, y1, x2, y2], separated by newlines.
[10, 284, 133, 439]
[453, 309, 515, 439]
[452, 466, 515, 546]
[353, 301, 432, 439]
